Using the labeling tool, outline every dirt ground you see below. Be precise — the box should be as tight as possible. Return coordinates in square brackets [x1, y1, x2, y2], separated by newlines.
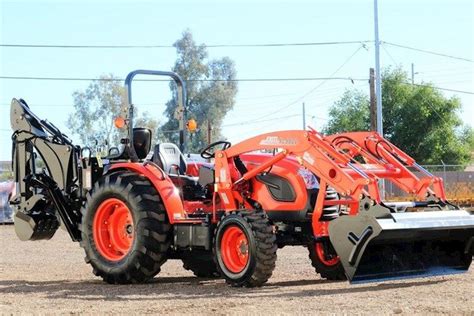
[0, 225, 473, 315]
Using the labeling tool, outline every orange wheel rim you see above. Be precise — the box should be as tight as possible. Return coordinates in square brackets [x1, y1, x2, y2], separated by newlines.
[93, 198, 134, 261]
[315, 242, 340, 266]
[221, 226, 249, 273]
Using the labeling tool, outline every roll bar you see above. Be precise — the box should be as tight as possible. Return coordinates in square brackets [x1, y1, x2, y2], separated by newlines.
[124, 69, 187, 153]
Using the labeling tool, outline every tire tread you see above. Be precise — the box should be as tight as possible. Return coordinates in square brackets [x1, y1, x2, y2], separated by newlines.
[80, 171, 171, 284]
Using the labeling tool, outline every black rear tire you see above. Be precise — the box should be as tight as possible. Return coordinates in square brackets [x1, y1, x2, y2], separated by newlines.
[214, 210, 277, 287]
[80, 171, 171, 284]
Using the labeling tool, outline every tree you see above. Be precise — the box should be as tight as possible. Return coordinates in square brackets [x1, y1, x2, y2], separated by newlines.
[323, 68, 472, 165]
[160, 30, 238, 153]
[324, 89, 370, 135]
[67, 74, 159, 150]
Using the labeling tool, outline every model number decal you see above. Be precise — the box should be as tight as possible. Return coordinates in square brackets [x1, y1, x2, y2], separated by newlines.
[259, 136, 297, 146]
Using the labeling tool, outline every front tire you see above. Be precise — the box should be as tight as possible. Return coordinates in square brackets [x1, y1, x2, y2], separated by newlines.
[308, 240, 346, 280]
[215, 210, 277, 287]
[80, 171, 171, 284]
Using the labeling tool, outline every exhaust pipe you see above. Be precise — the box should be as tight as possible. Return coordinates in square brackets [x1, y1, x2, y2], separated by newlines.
[329, 209, 474, 283]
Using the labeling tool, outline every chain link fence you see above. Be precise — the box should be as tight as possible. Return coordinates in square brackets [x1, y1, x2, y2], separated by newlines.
[385, 165, 474, 209]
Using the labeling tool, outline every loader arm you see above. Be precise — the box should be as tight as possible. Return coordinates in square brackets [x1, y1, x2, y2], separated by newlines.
[217, 129, 451, 212]
[325, 131, 447, 201]
[215, 129, 386, 238]
[215, 129, 473, 283]
[217, 130, 372, 209]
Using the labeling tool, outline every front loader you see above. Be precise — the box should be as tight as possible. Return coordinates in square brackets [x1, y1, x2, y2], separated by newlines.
[9, 69, 474, 287]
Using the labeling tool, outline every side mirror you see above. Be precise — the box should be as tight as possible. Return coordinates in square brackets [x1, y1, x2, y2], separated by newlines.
[133, 128, 152, 160]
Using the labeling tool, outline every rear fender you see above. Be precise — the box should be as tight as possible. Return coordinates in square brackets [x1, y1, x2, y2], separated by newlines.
[109, 162, 185, 224]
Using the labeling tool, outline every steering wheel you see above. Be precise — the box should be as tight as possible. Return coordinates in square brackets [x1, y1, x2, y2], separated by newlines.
[200, 140, 232, 159]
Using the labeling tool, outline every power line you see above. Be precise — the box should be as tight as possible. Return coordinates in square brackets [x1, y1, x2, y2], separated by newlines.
[0, 83, 355, 108]
[419, 69, 473, 75]
[237, 88, 333, 102]
[235, 84, 351, 109]
[225, 120, 287, 140]
[381, 43, 399, 65]
[0, 40, 372, 49]
[382, 41, 474, 63]
[225, 114, 329, 139]
[0, 84, 354, 108]
[222, 114, 301, 127]
[376, 45, 473, 95]
[2, 85, 468, 110]
[0, 89, 353, 110]
[408, 86, 450, 126]
[0, 103, 157, 108]
[237, 91, 301, 101]
[428, 79, 473, 86]
[246, 44, 366, 123]
[379, 45, 473, 95]
[0, 76, 368, 83]
[3, 40, 471, 65]
[416, 65, 473, 73]
[0, 85, 353, 109]
[409, 83, 474, 95]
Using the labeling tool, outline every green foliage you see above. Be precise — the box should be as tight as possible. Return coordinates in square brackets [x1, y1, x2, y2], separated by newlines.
[160, 30, 238, 153]
[0, 172, 13, 181]
[135, 112, 161, 144]
[462, 126, 474, 151]
[323, 90, 370, 135]
[67, 75, 159, 149]
[324, 68, 472, 165]
[67, 74, 126, 148]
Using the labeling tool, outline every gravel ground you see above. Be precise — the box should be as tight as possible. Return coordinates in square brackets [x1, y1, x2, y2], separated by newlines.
[0, 225, 473, 315]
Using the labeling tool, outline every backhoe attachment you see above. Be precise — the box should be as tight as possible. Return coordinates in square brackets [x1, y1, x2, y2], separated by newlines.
[10, 98, 83, 241]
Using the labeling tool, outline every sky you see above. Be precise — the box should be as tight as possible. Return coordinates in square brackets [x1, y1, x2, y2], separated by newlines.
[0, 0, 473, 161]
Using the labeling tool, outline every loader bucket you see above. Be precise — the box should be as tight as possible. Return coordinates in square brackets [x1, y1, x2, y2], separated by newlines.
[328, 210, 474, 283]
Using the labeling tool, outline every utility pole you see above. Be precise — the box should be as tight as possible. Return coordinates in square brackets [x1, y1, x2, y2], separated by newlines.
[207, 120, 212, 145]
[411, 63, 415, 84]
[374, 0, 383, 137]
[374, 0, 385, 198]
[302, 102, 306, 130]
[369, 68, 377, 131]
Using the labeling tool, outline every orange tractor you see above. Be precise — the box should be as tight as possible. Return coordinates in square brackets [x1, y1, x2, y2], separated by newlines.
[9, 70, 474, 286]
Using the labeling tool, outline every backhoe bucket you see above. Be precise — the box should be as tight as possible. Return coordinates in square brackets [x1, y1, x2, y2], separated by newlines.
[328, 210, 474, 283]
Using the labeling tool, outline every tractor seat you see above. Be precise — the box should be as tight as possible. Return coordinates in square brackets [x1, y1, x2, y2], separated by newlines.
[152, 143, 187, 175]
[152, 143, 208, 200]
